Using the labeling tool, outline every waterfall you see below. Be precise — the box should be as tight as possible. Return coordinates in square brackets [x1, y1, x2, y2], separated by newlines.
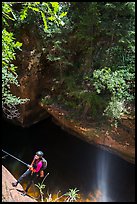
[96, 147, 112, 202]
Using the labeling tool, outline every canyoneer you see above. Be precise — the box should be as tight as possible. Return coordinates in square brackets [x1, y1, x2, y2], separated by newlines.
[12, 151, 47, 196]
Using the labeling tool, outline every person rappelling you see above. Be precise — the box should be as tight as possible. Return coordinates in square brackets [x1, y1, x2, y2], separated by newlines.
[2, 149, 48, 196]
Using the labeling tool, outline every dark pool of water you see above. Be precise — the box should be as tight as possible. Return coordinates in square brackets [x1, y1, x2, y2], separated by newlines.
[2, 117, 135, 202]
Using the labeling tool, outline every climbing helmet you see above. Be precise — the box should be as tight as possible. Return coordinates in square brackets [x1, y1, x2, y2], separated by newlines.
[36, 151, 44, 158]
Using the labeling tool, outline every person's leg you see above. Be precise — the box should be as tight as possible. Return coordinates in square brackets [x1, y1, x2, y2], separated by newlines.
[12, 169, 31, 187]
[17, 169, 31, 183]
[24, 180, 33, 193]
[22, 173, 38, 195]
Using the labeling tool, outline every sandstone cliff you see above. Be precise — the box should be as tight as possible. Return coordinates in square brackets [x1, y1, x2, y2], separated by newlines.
[2, 165, 37, 202]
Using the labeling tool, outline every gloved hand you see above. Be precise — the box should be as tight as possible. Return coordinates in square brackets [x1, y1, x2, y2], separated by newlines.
[27, 165, 34, 171]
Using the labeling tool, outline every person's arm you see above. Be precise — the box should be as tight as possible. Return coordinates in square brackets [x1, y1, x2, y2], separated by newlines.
[27, 156, 36, 169]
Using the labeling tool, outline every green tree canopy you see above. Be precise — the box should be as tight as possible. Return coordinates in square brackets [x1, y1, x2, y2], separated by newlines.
[2, 2, 135, 125]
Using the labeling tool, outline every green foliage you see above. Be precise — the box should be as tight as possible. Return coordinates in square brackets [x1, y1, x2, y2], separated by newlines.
[18, 2, 68, 30]
[66, 2, 135, 122]
[45, 188, 80, 202]
[15, 2, 70, 84]
[41, 95, 55, 105]
[2, 2, 15, 25]
[35, 183, 46, 195]
[104, 96, 125, 126]
[64, 188, 79, 202]
[93, 67, 134, 101]
[69, 2, 135, 71]
[2, 2, 68, 119]
[40, 2, 135, 124]
[35, 173, 79, 202]
[49, 74, 107, 119]
[93, 67, 134, 120]
[35, 173, 49, 202]
[3, 2, 135, 123]
[2, 27, 28, 106]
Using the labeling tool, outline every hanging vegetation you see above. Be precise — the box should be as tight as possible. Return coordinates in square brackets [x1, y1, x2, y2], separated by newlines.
[2, 2, 135, 125]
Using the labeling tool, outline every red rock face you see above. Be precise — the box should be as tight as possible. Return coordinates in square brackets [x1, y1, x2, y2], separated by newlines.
[10, 26, 49, 127]
[2, 165, 37, 202]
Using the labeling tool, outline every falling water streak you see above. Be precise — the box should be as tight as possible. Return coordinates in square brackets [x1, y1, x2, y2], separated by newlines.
[96, 148, 110, 202]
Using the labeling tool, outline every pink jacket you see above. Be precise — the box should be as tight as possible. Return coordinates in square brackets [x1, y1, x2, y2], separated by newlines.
[32, 159, 43, 173]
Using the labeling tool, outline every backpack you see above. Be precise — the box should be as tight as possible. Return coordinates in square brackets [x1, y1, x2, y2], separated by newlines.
[41, 157, 47, 171]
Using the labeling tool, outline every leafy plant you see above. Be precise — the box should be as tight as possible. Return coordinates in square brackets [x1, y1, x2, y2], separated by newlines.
[18, 2, 67, 30]
[45, 188, 80, 202]
[104, 96, 126, 127]
[2, 3, 29, 119]
[93, 67, 134, 121]
[41, 95, 55, 106]
[35, 173, 49, 202]
[64, 188, 79, 202]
